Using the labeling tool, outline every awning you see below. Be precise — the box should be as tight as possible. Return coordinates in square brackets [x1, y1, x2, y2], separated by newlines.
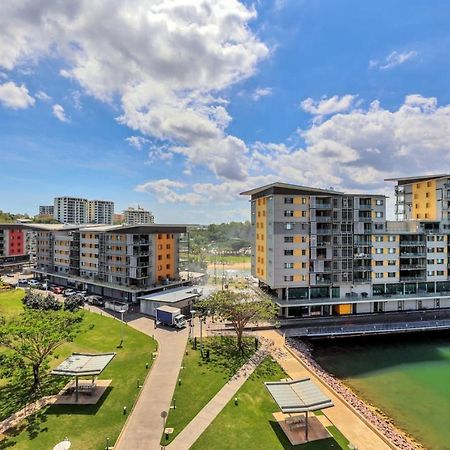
[265, 378, 333, 414]
[51, 352, 116, 377]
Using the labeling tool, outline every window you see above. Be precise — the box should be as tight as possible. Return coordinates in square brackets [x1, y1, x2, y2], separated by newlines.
[284, 197, 294, 204]
[375, 248, 383, 254]
[302, 262, 307, 268]
[376, 212, 383, 218]
[437, 270, 445, 276]
[437, 247, 445, 253]
[375, 273, 383, 278]
[426, 193, 429, 198]
[428, 235, 435, 242]
[301, 236, 307, 243]
[427, 259, 434, 264]
[437, 235, 445, 241]
[427, 270, 435, 276]
[375, 261, 383, 266]
[375, 224, 384, 230]
[302, 197, 307, 204]
[284, 262, 294, 269]
[302, 211, 307, 217]
[284, 236, 294, 243]
[437, 258, 444, 264]
[388, 272, 396, 278]
[375, 236, 383, 242]
[284, 275, 294, 282]
[388, 236, 396, 242]
[284, 210, 294, 217]
[284, 250, 294, 256]
[388, 260, 396, 266]
[302, 249, 306, 256]
[284, 223, 294, 230]
[388, 248, 396, 254]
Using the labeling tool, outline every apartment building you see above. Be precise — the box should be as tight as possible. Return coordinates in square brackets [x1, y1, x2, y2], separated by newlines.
[32, 223, 185, 301]
[88, 200, 114, 224]
[0, 224, 29, 272]
[242, 175, 450, 317]
[54, 197, 89, 224]
[123, 206, 154, 225]
[39, 205, 54, 216]
[53, 197, 114, 224]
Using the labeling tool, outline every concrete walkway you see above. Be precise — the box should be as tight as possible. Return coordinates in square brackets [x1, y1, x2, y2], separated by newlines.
[115, 316, 188, 450]
[258, 330, 392, 450]
[167, 348, 267, 450]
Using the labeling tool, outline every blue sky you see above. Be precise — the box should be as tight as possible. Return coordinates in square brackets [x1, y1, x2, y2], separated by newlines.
[1, 0, 450, 223]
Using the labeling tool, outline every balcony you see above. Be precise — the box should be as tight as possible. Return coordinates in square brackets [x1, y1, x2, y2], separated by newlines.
[312, 203, 332, 209]
[400, 252, 426, 257]
[315, 216, 332, 222]
[400, 275, 426, 282]
[354, 265, 371, 271]
[316, 228, 332, 235]
[400, 264, 426, 270]
[359, 204, 372, 210]
[400, 240, 425, 246]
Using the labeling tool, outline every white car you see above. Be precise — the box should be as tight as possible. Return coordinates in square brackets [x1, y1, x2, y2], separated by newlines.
[28, 280, 40, 287]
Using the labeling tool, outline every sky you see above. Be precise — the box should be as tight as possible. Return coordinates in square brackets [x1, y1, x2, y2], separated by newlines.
[1, 0, 450, 224]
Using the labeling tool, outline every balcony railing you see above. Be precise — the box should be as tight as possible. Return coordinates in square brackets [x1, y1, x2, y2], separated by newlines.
[400, 252, 426, 257]
[400, 241, 425, 246]
[400, 264, 426, 269]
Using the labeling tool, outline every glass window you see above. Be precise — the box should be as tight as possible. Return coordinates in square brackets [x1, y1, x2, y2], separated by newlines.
[284, 197, 294, 204]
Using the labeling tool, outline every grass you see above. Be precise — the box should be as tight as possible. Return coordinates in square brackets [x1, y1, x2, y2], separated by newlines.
[161, 336, 256, 445]
[0, 290, 157, 450]
[205, 255, 250, 265]
[0, 289, 25, 317]
[191, 358, 349, 450]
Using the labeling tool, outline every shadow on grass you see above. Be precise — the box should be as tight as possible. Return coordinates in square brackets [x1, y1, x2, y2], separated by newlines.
[269, 421, 340, 450]
[192, 336, 256, 377]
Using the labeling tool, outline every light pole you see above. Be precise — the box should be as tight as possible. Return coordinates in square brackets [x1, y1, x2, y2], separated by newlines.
[119, 309, 126, 346]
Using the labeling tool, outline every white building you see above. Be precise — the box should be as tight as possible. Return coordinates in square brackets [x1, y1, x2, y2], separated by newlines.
[124, 206, 154, 225]
[54, 197, 88, 224]
[53, 197, 114, 224]
[39, 205, 54, 216]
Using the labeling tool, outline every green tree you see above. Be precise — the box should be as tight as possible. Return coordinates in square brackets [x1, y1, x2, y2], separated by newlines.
[23, 291, 61, 311]
[197, 290, 278, 350]
[0, 310, 83, 392]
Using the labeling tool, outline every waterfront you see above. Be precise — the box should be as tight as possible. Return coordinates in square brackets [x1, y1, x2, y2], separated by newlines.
[312, 332, 450, 450]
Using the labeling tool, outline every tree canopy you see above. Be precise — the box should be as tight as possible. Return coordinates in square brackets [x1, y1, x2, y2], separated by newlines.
[196, 290, 278, 349]
[0, 309, 83, 392]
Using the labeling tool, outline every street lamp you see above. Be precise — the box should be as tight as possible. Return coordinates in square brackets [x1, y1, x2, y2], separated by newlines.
[119, 309, 127, 347]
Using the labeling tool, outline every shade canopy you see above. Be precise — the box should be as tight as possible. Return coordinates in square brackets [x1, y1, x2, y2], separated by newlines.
[51, 352, 116, 377]
[265, 378, 333, 414]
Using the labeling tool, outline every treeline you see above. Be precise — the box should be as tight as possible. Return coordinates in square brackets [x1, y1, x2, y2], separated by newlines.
[0, 210, 59, 224]
[190, 221, 252, 253]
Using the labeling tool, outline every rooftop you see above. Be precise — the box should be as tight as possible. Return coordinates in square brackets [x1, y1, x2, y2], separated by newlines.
[51, 352, 116, 377]
[241, 182, 343, 197]
[265, 378, 333, 413]
[385, 174, 450, 185]
[139, 286, 203, 303]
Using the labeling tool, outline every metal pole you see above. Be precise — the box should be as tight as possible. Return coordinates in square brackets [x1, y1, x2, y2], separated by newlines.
[76, 375, 79, 403]
[200, 316, 203, 354]
[305, 411, 308, 441]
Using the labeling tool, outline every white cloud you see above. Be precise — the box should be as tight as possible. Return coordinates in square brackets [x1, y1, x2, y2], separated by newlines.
[138, 94, 450, 208]
[135, 179, 203, 205]
[125, 136, 150, 150]
[252, 87, 272, 101]
[301, 95, 357, 116]
[35, 90, 52, 102]
[0, 0, 268, 181]
[52, 104, 70, 123]
[0, 81, 35, 109]
[370, 50, 418, 70]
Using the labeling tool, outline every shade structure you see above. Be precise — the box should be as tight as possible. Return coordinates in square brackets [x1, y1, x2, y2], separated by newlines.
[265, 378, 333, 414]
[51, 352, 116, 377]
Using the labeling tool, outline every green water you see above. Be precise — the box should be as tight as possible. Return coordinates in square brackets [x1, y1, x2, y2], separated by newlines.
[313, 333, 450, 450]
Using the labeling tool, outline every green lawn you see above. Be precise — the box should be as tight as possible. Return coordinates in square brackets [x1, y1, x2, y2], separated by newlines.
[191, 358, 348, 450]
[161, 336, 256, 445]
[0, 290, 157, 450]
[0, 289, 26, 317]
[205, 255, 250, 265]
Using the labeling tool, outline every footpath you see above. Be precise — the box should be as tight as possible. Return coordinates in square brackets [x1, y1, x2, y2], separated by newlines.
[167, 348, 267, 450]
[114, 316, 188, 450]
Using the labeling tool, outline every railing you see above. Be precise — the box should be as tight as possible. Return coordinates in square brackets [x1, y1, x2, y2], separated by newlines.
[400, 252, 426, 257]
[316, 229, 332, 235]
[359, 204, 372, 210]
[354, 265, 371, 271]
[400, 276, 426, 281]
[400, 241, 425, 246]
[400, 264, 426, 269]
[311, 203, 332, 209]
[315, 216, 332, 222]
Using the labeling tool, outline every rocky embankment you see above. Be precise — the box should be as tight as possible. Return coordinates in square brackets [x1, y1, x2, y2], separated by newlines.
[286, 338, 423, 450]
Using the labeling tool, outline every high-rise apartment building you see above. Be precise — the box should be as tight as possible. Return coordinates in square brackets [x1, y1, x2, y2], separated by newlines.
[32, 223, 185, 301]
[242, 175, 450, 317]
[53, 197, 114, 224]
[124, 207, 154, 225]
[0, 225, 29, 272]
[39, 205, 54, 216]
[88, 200, 114, 224]
[54, 197, 89, 224]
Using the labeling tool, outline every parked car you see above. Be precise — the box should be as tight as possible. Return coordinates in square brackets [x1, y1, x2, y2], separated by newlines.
[17, 278, 29, 287]
[52, 286, 64, 294]
[28, 280, 41, 288]
[63, 288, 77, 297]
[86, 295, 104, 306]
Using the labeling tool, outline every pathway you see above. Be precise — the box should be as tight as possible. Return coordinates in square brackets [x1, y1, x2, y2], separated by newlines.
[115, 316, 188, 450]
[258, 330, 392, 450]
[167, 348, 267, 450]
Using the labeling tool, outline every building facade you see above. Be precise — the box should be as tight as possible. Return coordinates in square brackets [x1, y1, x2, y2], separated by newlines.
[32, 223, 185, 301]
[242, 176, 450, 317]
[53, 197, 114, 224]
[39, 205, 54, 216]
[88, 200, 114, 224]
[0, 225, 29, 272]
[123, 207, 154, 225]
